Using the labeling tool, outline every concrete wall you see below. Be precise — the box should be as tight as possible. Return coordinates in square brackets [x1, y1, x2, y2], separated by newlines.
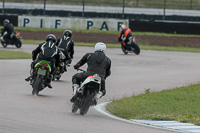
[1, 14, 200, 34]
[18, 16, 129, 31]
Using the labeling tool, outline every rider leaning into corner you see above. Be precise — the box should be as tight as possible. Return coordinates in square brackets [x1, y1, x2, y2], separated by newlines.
[1, 19, 14, 42]
[118, 24, 134, 53]
[55, 30, 74, 71]
[25, 34, 60, 88]
[70, 42, 111, 105]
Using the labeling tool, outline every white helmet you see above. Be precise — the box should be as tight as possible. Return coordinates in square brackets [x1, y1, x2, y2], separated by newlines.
[121, 24, 127, 30]
[94, 42, 106, 53]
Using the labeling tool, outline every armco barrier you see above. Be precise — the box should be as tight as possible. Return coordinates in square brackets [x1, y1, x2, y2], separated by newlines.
[129, 20, 200, 34]
[3, 8, 200, 22]
[1, 14, 200, 34]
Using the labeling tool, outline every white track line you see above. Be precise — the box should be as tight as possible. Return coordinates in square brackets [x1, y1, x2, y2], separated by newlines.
[94, 102, 200, 133]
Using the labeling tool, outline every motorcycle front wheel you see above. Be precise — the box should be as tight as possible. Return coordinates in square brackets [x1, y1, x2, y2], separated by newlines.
[132, 43, 140, 55]
[14, 38, 22, 48]
[71, 104, 79, 113]
[122, 47, 128, 54]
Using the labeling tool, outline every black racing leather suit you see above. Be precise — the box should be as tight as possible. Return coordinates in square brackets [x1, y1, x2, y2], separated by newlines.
[72, 51, 111, 95]
[1, 23, 14, 42]
[55, 36, 74, 63]
[31, 41, 59, 82]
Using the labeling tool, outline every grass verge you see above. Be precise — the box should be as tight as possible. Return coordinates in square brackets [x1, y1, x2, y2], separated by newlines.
[3, 32, 200, 126]
[14, 27, 200, 37]
[22, 40, 200, 53]
[5, 27, 200, 125]
[106, 83, 200, 125]
[0, 49, 31, 59]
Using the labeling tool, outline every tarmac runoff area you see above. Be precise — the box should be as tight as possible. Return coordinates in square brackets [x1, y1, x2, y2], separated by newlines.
[94, 102, 200, 133]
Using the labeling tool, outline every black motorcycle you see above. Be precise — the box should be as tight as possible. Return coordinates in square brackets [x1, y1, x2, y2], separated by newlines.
[71, 69, 101, 115]
[121, 36, 140, 55]
[1, 31, 22, 48]
[55, 50, 70, 80]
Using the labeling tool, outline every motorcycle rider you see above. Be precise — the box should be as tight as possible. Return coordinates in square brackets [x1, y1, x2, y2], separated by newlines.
[1, 19, 14, 43]
[55, 30, 74, 71]
[71, 42, 111, 105]
[25, 34, 59, 88]
[118, 24, 134, 53]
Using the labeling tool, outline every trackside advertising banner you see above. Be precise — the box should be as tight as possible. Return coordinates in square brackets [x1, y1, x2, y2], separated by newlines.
[18, 16, 129, 31]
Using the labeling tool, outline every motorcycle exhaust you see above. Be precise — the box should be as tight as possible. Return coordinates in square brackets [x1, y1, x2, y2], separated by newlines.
[60, 62, 64, 66]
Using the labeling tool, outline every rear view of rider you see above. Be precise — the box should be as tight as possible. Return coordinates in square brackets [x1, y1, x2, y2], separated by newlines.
[118, 24, 133, 52]
[25, 34, 59, 88]
[1, 19, 14, 42]
[71, 42, 111, 104]
[55, 30, 74, 71]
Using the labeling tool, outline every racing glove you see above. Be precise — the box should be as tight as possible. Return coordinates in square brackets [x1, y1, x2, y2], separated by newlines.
[73, 63, 80, 70]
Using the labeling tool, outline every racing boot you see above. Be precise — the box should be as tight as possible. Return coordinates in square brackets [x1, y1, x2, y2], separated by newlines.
[93, 91, 103, 105]
[46, 83, 52, 89]
[63, 63, 67, 72]
[25, 76, 32, 82]
[70, 84, 80, 103]
[64, 65, 67, 72]
[25, 69, 34, 82]
[46, 75, 53, 89]
[1, 36, 5, 42]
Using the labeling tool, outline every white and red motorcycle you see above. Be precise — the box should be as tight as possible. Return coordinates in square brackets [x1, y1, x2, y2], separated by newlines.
[71, 69, 101, 115]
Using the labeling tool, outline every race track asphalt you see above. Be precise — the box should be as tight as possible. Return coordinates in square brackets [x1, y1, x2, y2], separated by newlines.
[1, 44, 200, 133]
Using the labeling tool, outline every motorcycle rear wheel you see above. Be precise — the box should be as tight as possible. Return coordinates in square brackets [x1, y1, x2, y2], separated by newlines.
[80, 90, 93, 115]
[1, 40, 7, 48]
[32, 76, 42, 96]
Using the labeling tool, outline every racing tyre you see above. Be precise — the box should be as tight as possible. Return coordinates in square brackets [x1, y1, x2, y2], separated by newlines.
[72, 104, 78, 113]
[32, 76, 42, 96]
[122, 47, 128, 55]
[80, 90, 93, 115]
[132, 43, 140, 55]
[15, 38, 22, 48]
[1, 40, 7, 48]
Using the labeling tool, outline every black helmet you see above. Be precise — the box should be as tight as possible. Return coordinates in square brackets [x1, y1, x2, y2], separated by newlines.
[46, 34, 56, 43]
[63, 30, 72, 38]
[3, 19, 9, 25]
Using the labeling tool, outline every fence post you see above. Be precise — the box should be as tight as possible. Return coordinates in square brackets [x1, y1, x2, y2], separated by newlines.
[136, 0, 138, 7]
[2, 0, 5, 13]
[190, 0, 193, 9]
[82, 0, 85, 17]
[163, 0, 166, 20]
[43, 0, 46, 15]
[122, 0, 125, 18]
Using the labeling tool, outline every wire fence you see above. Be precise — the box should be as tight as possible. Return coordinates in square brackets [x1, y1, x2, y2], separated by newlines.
[3, 0, 200, 9]
[1, 0, 200, 18]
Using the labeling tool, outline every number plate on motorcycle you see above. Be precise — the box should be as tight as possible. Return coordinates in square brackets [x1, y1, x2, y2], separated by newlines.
[37, 68, 46, 76]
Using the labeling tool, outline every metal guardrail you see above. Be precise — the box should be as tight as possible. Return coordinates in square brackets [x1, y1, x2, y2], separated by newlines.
[1, 0, 200, 19]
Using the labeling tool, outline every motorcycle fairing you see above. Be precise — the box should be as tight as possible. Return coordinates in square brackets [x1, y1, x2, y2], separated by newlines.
[80, 74, 101, 90]
[34, 60, 51, 72]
